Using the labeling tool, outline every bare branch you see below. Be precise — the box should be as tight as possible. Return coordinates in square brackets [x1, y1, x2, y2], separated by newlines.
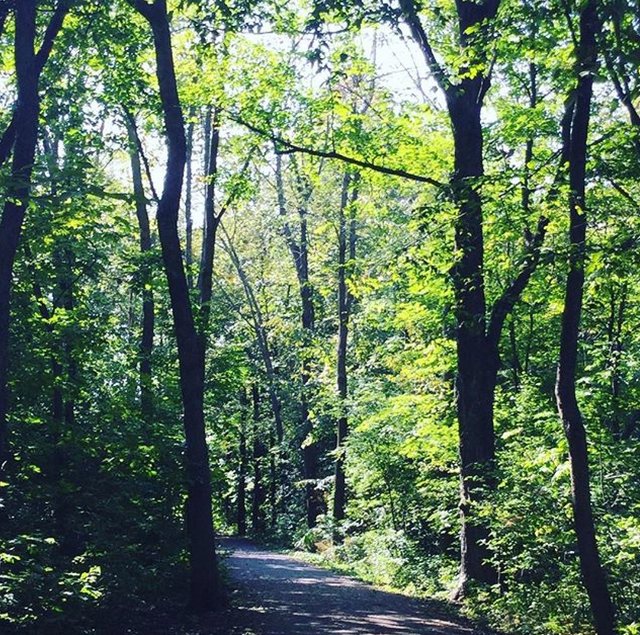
[233, 115, 445, 188]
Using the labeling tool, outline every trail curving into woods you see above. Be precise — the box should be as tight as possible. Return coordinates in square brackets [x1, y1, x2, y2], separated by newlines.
[219, 538, 493, 635]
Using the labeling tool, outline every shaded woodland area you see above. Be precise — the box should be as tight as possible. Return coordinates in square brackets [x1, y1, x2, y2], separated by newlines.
[1, 0, 640, 633]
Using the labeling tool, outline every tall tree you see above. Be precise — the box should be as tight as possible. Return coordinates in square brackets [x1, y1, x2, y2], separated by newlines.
[126, 0, 221, 611]
[0, 0, 71, 471]
[126, 116, 155, 424]
[555, 2, 616, 633]
[398, 0, 548, 590]
[275, 153, 324, 527]
[333, 172, 358, 525]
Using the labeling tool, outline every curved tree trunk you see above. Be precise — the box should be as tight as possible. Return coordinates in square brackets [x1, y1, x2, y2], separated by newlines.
[555, 3, 616, 633]
[128, 0, 221, 611]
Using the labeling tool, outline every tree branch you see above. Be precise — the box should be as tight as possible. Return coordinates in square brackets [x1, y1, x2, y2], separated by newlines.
[487, 214, 548, 348]
[398, 0, 449, 93]
[126, 0, 156, 21]
[275, 153, 302, 263]
[234, 115, 445, 188]
[123, 109, 160, 203]
[34, 0, 73, 74]
[0, 115, 16, 168]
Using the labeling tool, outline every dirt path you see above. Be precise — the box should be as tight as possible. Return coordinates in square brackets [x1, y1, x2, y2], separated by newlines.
[220, 538, 491, 635]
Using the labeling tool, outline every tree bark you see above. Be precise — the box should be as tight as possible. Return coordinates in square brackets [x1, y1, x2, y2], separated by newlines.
[555, 3, 616, 633]
[237, 389, 248, 536]
[251, 383, 267, 535]
[0, 0, 69, 471]
[128, 0, 220, 611]
[275, 154, 324, 527]
[333, 173, 358, 525]
[127, 118, 155, 424]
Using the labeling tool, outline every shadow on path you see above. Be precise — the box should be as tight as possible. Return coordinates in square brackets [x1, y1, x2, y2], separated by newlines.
[220, 538, 491, 635]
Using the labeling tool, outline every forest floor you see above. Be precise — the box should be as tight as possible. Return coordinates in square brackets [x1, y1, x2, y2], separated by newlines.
[192, 537, 496, 635]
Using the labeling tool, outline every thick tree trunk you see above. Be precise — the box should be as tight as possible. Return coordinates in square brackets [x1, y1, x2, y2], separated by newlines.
[447, 88, 499, 589]
[400, 0, 551, 592]
[127, 120, 155, 423]
[131, 0, 220, 611]
[555, 4, 616, 633]
[333, 173, 358, 525]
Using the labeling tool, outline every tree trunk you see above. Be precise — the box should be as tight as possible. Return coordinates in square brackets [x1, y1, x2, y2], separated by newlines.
[0, 1, 43, 470]
[127, 119, 155, 423]
[275, 155, 323, 527]
[185, 109, 195, 288]
[333, 173, 358, 526]
[606, 286, 626, 437]
[447, 86, 500, 589]
[198, 107, 220, 325]
[400, 0, 552, 591]
[25, 238, 72, 550]
[237, 389, 248, 536]
[130, 0, 221, 611]
[555, 4, 616, 633]
[0, 0, 70, 473]
[251, 384, 267, 535]
[222, 232, 284, 443]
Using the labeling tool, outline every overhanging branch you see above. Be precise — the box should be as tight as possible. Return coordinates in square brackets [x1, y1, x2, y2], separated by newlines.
[233, 115, 445, 189]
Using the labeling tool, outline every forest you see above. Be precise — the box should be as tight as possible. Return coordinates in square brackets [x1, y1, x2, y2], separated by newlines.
[0, 0, 639, 633]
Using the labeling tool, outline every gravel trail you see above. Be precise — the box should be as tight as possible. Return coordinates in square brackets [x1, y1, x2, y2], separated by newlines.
[220, 538, 492, 635]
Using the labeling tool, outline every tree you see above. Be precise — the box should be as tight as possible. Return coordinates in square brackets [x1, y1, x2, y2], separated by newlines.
[398, 0, 548, 590]
[275, 153, 325, 527]
[333, 171, 359, 525]
[554, 1, 616, 632]
[0, 0, 71, 472]
[126, 114, 156, 425]
[126, 0, 221, 611]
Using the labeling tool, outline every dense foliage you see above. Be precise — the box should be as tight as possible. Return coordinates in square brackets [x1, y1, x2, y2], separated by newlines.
[1, 0, 639, 633]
